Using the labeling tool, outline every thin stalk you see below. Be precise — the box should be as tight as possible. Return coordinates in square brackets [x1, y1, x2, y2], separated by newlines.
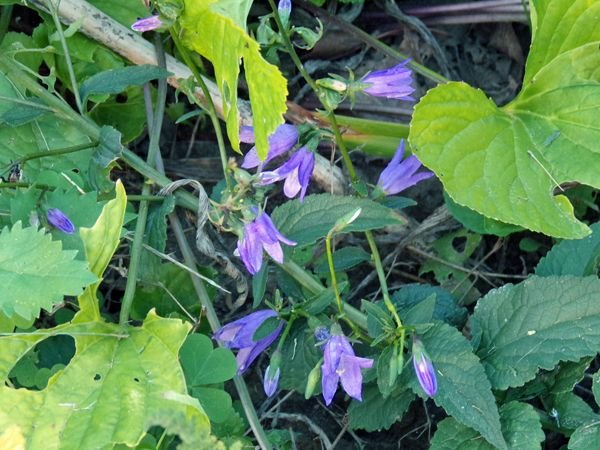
[46, 0, 83, 113]
[18, 141, 99, 163]
[0, 5, 13, 43]
[169, 30, 232, 192]
[365, 230, 402, 328]
[296, 0, 449, 85]
[325, 230, 343, 314]
[169, 214, 272, 450]
[119, 36, 168, 326]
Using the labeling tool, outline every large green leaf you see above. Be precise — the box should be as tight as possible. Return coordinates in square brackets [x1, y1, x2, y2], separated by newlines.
[536, 222, 600, 276]
[0, 311, 214, 449]
[415, 323, 506, 450]
[430, 401, 543, 450]
[471, 276, 600, 390]
[409, 0, 600, 238]
[0, 222, 96, 321]
[271, 193, 404, 247]
[180, 0, 287, 159]
[347, 384, 414, 432]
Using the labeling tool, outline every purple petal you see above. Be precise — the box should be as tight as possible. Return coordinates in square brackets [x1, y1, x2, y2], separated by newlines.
[413, 337, 438, 397]
[239, 125, 255, 143]
[256, 212, 296, 247]
[362, 61, 415, 101]
[264, 366, 280, 397]
[131, 15, 163, 32]
[338, 354, 373, 402]
[321, 366, 340, 406]
[377, 140, 434, 196]
[227, 310, 279, 348]
[237, 223, 264, 275]
[237, 321, 284, 373]
[47, 208, 75, 234]
[241, 124, 299, 169]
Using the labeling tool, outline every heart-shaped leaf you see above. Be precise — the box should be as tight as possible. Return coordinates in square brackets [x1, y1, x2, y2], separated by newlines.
[409, 0, 600, 238]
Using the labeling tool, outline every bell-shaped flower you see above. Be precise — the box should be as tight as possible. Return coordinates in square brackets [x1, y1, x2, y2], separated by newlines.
[131, 15, 163, 32]
[362, 60, 415, 101]
[214, 309, 284, 373]
[47, 208, 75, 234]
[321, 334, 374, 406]
[259, 147, 315, 201]
[412, 336, 438, 397]
[377, 140, 434, 196]
[237, 210, 296, 275]
[241, 124, 299, 169]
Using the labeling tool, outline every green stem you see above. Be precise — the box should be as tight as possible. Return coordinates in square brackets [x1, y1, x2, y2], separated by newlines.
[46, 0, 83, 114]
[296, 0, 449, 85]
[169, 214, 272, 450]
[119, 36, 168, 327]
[19, 141, 99, 164]
[325, 230, 343, 314]
[170, 30, 232, 192]
[365, 230, 402, 328]
[0, 5, 13, 43]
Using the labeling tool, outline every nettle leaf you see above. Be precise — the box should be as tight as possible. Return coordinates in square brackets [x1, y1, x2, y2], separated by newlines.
[415, 323, 506, 450]
[471, 276, 600, 390]
[180, 0, 287, 159]
[409, 0, 600, 238]
[536, 222, 600, 276]
[0, 312, 214, 449]
[430, 401, 543, 450]
[0, 222, 97, 321]
[570, 423, 600, 450]
[272, 194, 404, 247]
[347, 384, 414, 432]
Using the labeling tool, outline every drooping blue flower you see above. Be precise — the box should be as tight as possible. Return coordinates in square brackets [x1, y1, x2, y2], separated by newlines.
[237, 211, 296, 275]
[131, 15, 163, 32]
[214, 309, 284, 373]
[321, 334, 374, 406]
[47, 208, 75, 234]
[259, 147, 315, 201]
[412, 336, 437, 397]
[241, 124, 299, 169]
[362, 60, 415, 101]
[264, 364, 281, 397]
[377, 140, 434, 195]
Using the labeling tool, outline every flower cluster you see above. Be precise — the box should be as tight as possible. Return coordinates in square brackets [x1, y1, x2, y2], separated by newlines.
[377, 140, 434, 196]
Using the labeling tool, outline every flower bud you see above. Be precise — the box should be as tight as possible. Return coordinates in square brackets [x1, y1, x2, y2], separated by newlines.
[412, 336, 437, 397]
[305, 363, 321, 399]
[47, 208, 75, 234]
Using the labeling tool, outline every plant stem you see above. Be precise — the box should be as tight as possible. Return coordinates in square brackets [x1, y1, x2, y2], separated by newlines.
[46, 0, 83, 114]
[0, 5, 13, 43]
[365, 230, 402, 328]
[169, 30, 232, 192]
[325, 230, 344, 314]
[169, 214, 272, 450]
[119, 36, 168, 327]
[19, 141, 99, 163]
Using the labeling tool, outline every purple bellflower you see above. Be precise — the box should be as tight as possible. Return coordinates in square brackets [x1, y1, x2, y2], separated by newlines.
[47, 208, 75, 234]
[412, 336, 438, 397]
[321, 334, 374, 406]
[131, 15, 163, 32]
[214, 309, 284, 374]
[241, 124, 299, 169]
[362, 60, 415, 101]
[260, 147, 315, 201]
[377, 140, 434, 196]
[237, 211, 296, 275]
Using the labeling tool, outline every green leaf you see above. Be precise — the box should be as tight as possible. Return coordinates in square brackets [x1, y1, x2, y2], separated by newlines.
[416, 323, 506, 450]
[392, 284, 468, 328]
[0, 311, 213, 448]
[87, 0, 148, 27]
[569, 423, 600, 450]
[549, 392, 599, 431]
[180, 334, 237, 386]
[593, 371, 600, 407]
[271, 194, 404, 247]
[79, 65, 172, 105]
[536, 222, 600, 276]
[471, 276, 600, 390]
[444, 193, 522, 237]
[279, 320, 321, 392]
[314, 246, 371, 275]
[409, 0, 600, 238]
[180, 0, 287, 159]
[430, 401, 543, 450]
[347, 384, 414, 432]
[0, 222, 97, 321]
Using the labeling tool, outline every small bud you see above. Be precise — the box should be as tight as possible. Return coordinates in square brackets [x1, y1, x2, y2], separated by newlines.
[412, 336, 437, 397]
[333, 208, 361, 233]
[278, 0, 292, 27]
[314, 326, 330, 343]
[305, 363, 321, 399]
[131, 15, 163, 32]
[316, 77, 348, 93]
[264, 365, 281, 397]
[47, 208, 75, 234]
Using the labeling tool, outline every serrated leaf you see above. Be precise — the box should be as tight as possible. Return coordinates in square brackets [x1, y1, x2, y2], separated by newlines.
[549, 392, 599, 431]
[0, 222, 97, 321]
[415, 323, 506, 450]
[593, 371, 600, 407]
[536, 222, 600, 276]
[0, 311, 213, 448]
[569, 422, 600, 450]
[271, 194, 404, 247]
[347, 384, 413, 432]
[180, 334, 237, 386]
[430, 402, 543, 450]
[180, 0, 287, 159]
[472, 276, 600, 390]
[409, 0, 600, 238]
[279, 320, 321, 392]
